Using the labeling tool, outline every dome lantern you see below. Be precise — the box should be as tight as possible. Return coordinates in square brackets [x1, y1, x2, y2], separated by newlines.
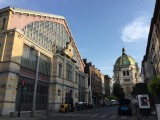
[122, 47, 126, 55]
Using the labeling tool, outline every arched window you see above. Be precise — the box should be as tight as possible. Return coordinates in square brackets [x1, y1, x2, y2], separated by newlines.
[123, 71, 126, 76]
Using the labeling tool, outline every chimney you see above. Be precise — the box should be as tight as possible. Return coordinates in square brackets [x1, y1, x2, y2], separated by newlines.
[88, 62, 92, 66]
[83, 59, 87, 63]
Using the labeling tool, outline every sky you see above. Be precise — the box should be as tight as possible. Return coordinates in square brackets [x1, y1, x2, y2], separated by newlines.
[0, 0, 156, 77]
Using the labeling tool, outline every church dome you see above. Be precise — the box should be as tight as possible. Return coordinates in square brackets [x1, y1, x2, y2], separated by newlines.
[114, 48, 137, 67]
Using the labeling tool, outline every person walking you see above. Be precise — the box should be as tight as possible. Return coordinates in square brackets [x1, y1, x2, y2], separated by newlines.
[134, 102, 138, 114]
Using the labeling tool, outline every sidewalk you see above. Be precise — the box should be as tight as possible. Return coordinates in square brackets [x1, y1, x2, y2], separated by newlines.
[0, 111, 48, 120]
[0, 117, 41, 120]
[136, 112, 157, 120]
[134, 107, 157, 120]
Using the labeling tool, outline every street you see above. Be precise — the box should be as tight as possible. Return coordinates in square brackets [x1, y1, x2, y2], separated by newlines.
[0, 105, 157, 120]
[42, 106, 135, 120]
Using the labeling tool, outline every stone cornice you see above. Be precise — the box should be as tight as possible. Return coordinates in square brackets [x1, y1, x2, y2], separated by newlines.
[0, 6, 65, 19]
[0, 28, 24, 35]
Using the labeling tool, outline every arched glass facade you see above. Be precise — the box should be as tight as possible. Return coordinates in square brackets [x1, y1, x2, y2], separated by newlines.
[22, 21, 70, 53]
[22, 21, 80, 67]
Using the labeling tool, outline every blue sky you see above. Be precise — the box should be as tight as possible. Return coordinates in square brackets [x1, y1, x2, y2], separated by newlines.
[0, 0, 156, 77]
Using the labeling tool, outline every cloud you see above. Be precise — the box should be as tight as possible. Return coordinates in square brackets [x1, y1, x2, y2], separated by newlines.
[121, 17, 150, 42]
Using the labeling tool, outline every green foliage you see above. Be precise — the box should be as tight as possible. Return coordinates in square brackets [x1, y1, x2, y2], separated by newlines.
[148, 75, 160, 97]
[112, 83, 125, 99]
[98, 93, 103, 99]
[106, 95, 117, 100]
[131, 84, 138, 98]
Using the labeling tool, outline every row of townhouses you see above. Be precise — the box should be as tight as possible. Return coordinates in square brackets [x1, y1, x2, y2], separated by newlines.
[0, 6, 110, 116]
[83, 59, 110, 106]
[141, 0, 160, 82]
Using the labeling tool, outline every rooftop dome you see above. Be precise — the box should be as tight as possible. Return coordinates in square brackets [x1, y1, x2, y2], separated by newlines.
[114, 48, 137, 67]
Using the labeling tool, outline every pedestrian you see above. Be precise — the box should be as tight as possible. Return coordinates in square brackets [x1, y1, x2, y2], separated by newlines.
[134, 102, 138, 114]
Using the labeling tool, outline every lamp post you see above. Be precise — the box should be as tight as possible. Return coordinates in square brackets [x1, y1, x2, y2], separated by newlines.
[17, 80, 26, 117]
[17, 87, 23, 117]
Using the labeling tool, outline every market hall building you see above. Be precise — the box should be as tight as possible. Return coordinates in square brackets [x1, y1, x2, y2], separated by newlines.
[0, 6, 88, 115]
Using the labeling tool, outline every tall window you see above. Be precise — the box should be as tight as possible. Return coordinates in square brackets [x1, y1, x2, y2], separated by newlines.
[66, 63, 72, 81]
[127, 70, 129, 76]
[36, 85, 48, 104]
[21, 82, 34, 104]
[58, 63, 62, 77]
[123, 71, 126, 76]
[21, 45, 37, 70]
[75, 72, 78, 84]
[2, 18, 6, 30]
[123, 70, 129, 76]
[39, 54, 51, 75]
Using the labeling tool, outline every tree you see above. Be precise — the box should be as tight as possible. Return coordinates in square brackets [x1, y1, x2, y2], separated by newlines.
[131, 86, 136, 98]
[112, 83, 125, 99]
[131, 84, 138, 98]
[106, 95, 117, 100]
[148, 75, 160, 103]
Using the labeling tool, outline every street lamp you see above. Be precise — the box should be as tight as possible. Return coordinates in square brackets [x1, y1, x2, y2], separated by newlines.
[17, 79, 26, 117]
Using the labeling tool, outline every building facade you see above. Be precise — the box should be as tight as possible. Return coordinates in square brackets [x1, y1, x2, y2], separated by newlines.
[104, 75, 111, 97]
[109, 76, 115, 95]
[141, 0, 160, 82]
[83, 59, 110, 106]
[113, 48, 140, 100]
[0, 6, 88, 115]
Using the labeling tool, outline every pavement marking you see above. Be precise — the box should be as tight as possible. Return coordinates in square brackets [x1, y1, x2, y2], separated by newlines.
[120, 116, 127, 119]
[70, 114, 82, 116]
[76, 114, 82, 116]
[99, 114, 109, 118]
[110, 115, 118, 119]
[63, 114, 73, 116]
[71, 114, 80, 116]
[63, 113, 126, 119]
[90, 114, 99, 117]
[82, 114, 91, 117]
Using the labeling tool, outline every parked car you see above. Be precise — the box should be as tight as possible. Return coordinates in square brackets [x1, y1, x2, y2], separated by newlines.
[107, 100, 119, 106]
[118, 99, 132, 116]
[78, 102, 87, 110]
[59, 104, 71, 112]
